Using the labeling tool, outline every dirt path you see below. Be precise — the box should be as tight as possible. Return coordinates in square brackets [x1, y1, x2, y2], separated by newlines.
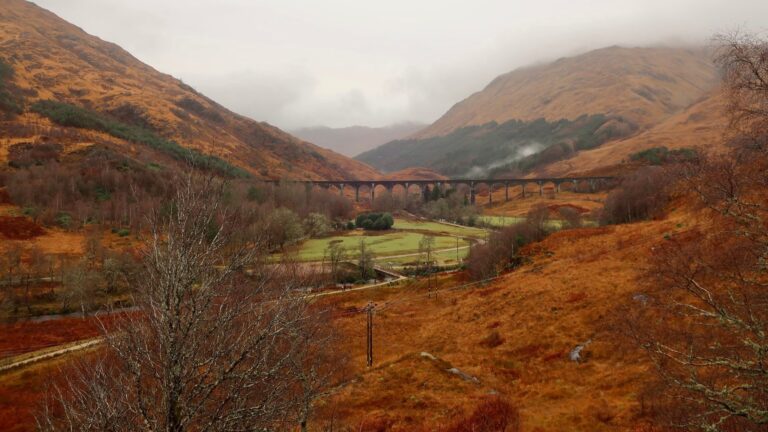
[0, 338, 103, 374]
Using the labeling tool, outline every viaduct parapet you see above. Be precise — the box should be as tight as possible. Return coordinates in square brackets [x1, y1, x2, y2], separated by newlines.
[256, 177, 616, 204]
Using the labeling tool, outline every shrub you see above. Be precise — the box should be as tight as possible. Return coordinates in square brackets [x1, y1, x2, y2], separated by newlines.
[466, 206, 550, 280]
[558, 206, 582, 229]
[600, 167, 668, 225]
[479, 330, 505, 348]
[630, 146, 698, 165]
[117, 228, 131, 237]
[55, 212, 72, 229]
[303, 212, 331, 238]
[443, 397, 520, 432]
[354, 212, 394, 231]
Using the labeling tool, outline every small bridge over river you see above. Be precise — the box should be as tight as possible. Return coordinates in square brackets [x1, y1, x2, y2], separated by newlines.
[258, 177, 616, 204]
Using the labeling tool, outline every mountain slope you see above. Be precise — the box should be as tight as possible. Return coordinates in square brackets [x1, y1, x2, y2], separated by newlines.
[535, 90, 729, 177]
[0, 0, 379, 180]
[291, 122, 426, 157]
[357, 46, 720, 177]
[357, 114, 635, 176]
[416, 46, 719, 139]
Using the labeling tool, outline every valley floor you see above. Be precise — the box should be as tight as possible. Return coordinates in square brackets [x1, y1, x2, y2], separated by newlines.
[311, 214, 683, 431]
[0, 191, 678, 431]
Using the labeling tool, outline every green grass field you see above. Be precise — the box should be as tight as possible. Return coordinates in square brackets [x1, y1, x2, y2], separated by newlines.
[375, 247, 469, 267]
[477, 215, 566, 229]
[392, 219, 487, 239]
[477, 215, 526, 228]
[276, 217, 482, 263]
[477, 215, 596, 229]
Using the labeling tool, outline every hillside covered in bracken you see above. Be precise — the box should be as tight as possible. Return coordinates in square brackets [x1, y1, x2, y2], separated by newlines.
[0, 0, 379, 180]
[416, 46, 719, 139]
[358, 46, 724, 178]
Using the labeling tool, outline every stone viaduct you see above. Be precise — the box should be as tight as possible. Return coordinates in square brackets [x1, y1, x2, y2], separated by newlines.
[258, 177, 616, 205]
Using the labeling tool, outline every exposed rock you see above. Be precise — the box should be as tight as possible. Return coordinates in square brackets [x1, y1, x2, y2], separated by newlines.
[446, 367, 480, 383]
[570, 339, 592, 363]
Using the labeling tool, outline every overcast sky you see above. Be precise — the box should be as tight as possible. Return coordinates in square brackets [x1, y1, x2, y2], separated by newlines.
[33, 0, 768, 130]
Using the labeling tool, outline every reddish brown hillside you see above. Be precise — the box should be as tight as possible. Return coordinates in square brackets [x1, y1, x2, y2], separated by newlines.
[0, 0, 379, 180]
[536, 90, 729, 177]
[416, 46, 718, 139]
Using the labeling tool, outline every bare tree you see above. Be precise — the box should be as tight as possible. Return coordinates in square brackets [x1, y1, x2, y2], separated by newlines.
[716, 31, 768, 144]
[418, 234, 436, 275]
[2, 244, 23, 315]
[357, 239, 375, 281]
[324, 241, 347, 284]
[632, 32, 768, 431]
[558, 206, 582, 229]
[38, 175, 331, 431]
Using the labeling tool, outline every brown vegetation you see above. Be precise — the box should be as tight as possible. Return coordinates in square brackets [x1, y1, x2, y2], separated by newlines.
[0, 216, 45, 240]
[628, 32, 768, 431]
[600, 167, 669, 225]
[38, 175, 336, 431]
[0, 0, 380, 180]
[466, 204, 551, 280]
[416, 46, 718, 139]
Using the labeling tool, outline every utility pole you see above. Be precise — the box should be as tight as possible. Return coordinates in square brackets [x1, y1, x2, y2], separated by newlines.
[366, 302, 374, 368]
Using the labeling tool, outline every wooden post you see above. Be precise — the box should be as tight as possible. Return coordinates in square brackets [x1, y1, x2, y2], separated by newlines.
[366, 302, 374, 367]
[488, 184, 493, 206]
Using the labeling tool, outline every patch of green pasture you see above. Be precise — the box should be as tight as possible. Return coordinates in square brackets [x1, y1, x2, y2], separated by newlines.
[283, 231, 470, 262]
[392, 219, 487, 239]
[376, 247, 469, 267]
[478, 215, 565, 229]
[477, 215, 596, 229]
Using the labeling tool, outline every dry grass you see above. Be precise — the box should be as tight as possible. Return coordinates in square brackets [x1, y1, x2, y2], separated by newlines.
[312, 214, 689, 430]
[415, 47, 718, 139]
[0, 0, 380, 180]
[480, 190, 606, 217]
[0, 214, 687, 431]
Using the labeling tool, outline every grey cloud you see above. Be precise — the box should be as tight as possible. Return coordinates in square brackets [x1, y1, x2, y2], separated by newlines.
[186, 69, 317, 128]
[33, 0, 768, 130]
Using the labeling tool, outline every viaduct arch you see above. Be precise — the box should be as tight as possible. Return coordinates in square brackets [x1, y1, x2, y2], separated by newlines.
[258, 176, 617, 204]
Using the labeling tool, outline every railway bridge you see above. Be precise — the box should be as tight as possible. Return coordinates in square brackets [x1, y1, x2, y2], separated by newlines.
[258, 177, 616, 204]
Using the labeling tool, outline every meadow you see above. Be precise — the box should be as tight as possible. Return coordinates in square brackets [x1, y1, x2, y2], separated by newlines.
[277, 218, 486, 263]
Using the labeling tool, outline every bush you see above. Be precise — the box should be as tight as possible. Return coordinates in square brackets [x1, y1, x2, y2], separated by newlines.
[443, 397, 520, 432]
[30, 100, 249, 178]
[55, 212, 72, 229]
[466, 206, 551, 280]
[117, 228, 131, 237]
[629, 146, 698, 165]
[8, 142, 63, 168]
[354, 212, 394, 231]
[479, 330, 504, 348]
[558, 206, 582, 228]
[600, 167, 668, 225]
[303, 212, 331, 238]
[422, 192, 477, 225]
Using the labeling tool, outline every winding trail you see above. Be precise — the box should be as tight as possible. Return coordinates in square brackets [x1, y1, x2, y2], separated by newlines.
[0, 338, 103, 374]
